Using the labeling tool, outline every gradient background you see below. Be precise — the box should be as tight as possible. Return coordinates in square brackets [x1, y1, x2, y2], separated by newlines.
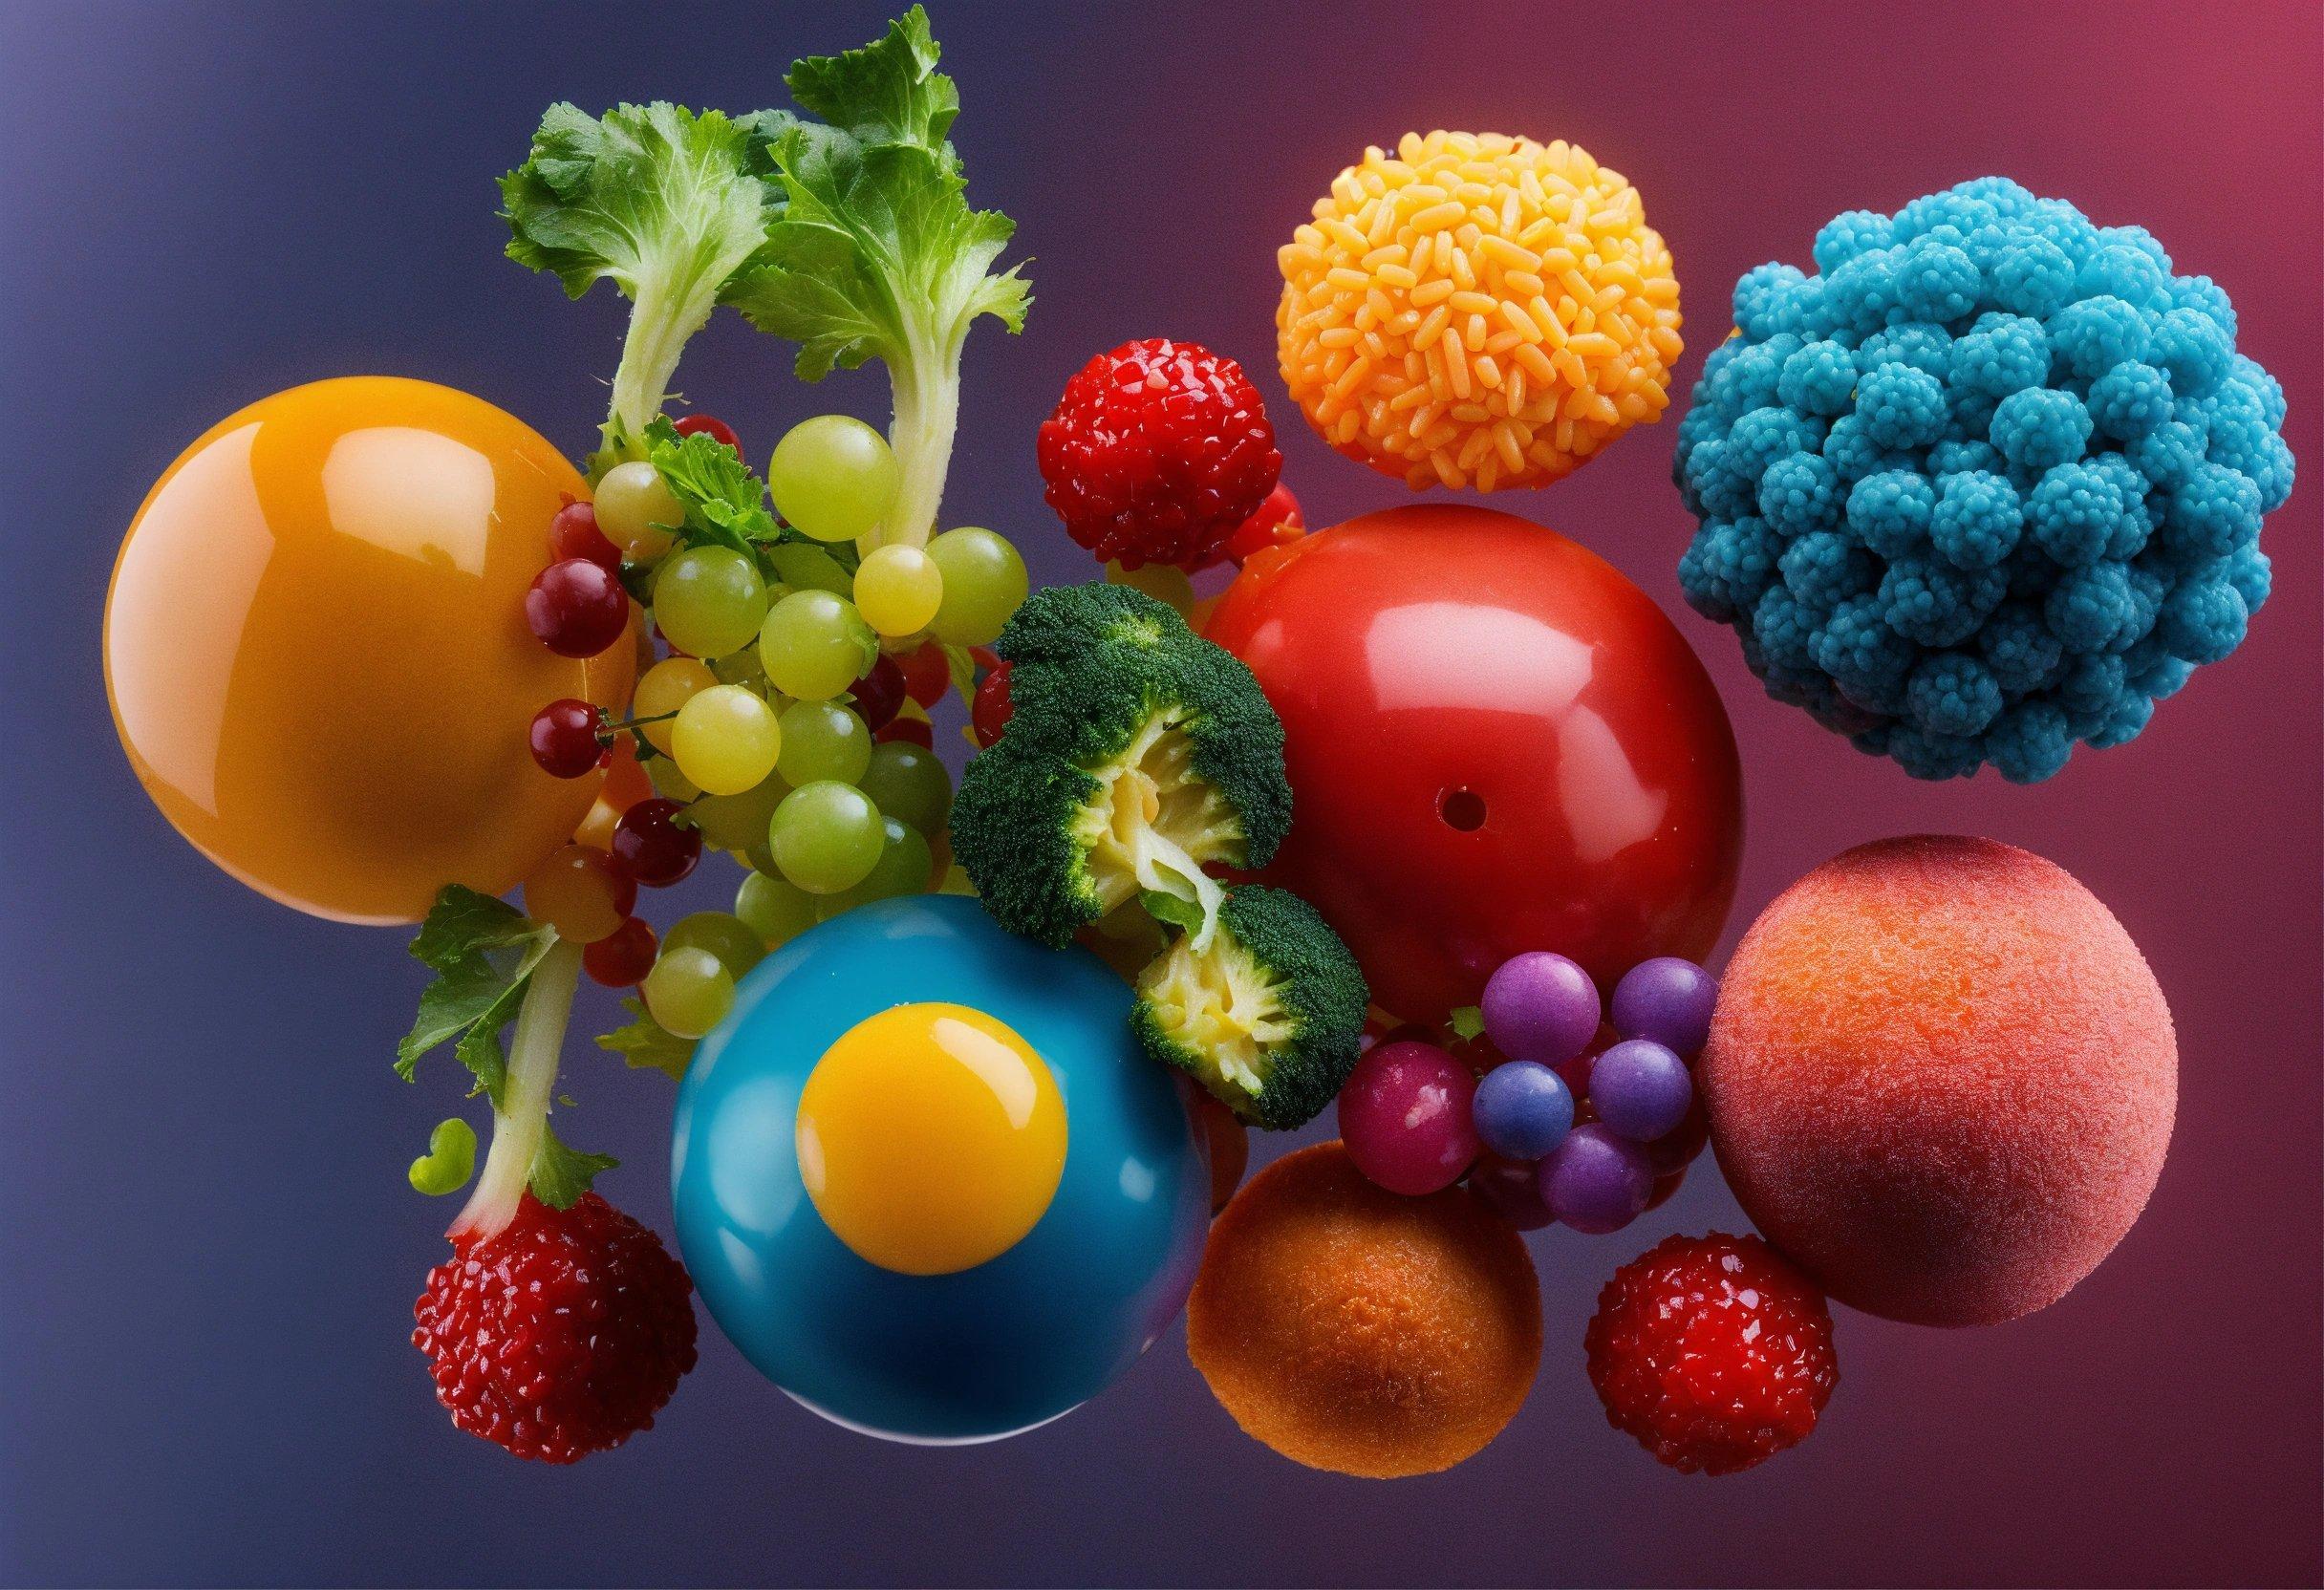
[3, 2, 2318, 1584]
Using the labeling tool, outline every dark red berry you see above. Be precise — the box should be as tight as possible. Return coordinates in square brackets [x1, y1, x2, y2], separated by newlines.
[1036, 337, 1280, 571]
[526, 558, 630, 658]
[968, 644, 1001, 673]
[1584, 1233, 1838, 1475]
[895, 642, 950, 709]
[529, 698, 607, 779]
[548, 500, 622, 573]
[971, 661, 1014, 747]
[583, 916, 658, 988]
[671, 413, 742, 455]
[1641, 1094, 1711, 1176]
[610, 797, 700, 888]
[850, 655, 906, 733]
[413, 1192, 697, 1465]
[875, 716, 934, 749]
[1643, 1166, 1687, 1212]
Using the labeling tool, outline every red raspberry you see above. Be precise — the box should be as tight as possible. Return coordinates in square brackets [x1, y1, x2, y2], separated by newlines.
[1036, 338, 1280, 571]
[1584, 1232, 1837, 1475]
[413, 1192, 697, 1464]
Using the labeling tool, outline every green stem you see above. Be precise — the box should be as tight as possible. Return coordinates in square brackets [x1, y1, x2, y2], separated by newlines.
[449, 937, 583, 1242]
[873, 320, 961, 551]
[603, 285, 704, 464]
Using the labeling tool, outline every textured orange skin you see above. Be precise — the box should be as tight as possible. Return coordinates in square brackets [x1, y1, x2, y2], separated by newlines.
[1702, 836, 2176, 1327]
[1187, 1142, 1540, 1477]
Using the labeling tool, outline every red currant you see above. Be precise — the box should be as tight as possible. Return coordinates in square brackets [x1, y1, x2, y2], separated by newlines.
[548, 500, 622, 573]
[583, 916, 659, 988]
[895, 643, 950, 708]
[528, 698, 607, 779]
[610, 797, 701, 888]
[672, 414, 742, 455]
[851, 655, 906, 733]
[526, 558, 630, 658]
[971, 661, 1014, 747]
[875, 717, 934, 749]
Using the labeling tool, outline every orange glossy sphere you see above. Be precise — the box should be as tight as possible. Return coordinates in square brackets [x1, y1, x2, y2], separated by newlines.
[104, 377, 635, 924]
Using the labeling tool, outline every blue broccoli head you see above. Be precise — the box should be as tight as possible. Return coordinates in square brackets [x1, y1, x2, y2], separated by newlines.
[1672, 177, 2295, 782]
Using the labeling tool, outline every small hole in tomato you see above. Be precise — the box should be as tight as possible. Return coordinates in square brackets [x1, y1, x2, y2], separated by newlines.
[1439, 787, 1487, 832]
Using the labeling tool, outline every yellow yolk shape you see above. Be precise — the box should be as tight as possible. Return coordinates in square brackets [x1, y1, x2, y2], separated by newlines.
[795, 1002, 1067, 1276]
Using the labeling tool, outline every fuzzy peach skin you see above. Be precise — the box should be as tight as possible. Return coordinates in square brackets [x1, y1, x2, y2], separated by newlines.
[1701, 835, 2175, 1327]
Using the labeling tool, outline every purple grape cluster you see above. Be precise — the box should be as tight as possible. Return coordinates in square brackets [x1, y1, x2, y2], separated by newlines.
[1470, 953, 1719, 1235]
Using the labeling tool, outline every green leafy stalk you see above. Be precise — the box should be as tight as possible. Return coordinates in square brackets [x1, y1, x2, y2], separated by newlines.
[598, 997, 698, 1083]
[725, 7, 1030, 549]
[398, 888, 614, 1238]
[502, 102, 778, 476]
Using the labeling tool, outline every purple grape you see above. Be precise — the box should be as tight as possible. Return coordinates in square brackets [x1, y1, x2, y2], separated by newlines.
[1609, 956, 1718, 1055]
[1472, 1061, 1574, 1161]
[1538, 1126, 1652, 1234]
[1589, 1038, 1694, 1143]
[1469, 1154, 1556, 1230]
[1480, 951, 1601, 1066]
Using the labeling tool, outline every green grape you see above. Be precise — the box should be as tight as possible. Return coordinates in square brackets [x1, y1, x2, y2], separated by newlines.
[594, 461, 682, 560]
[769, 780, 886, 894]
[927, 526, 1028, 646]
[936, 862, 977, 896]
[759, 590, 877, 701]
[767, 545, 853, 596]
[653, 547, 769, 658]
[769, 415, 900, 544]
[633, 656, 717, 754]
[690, 771, 791, 854]
[1105, 558, 1196, 619]
[672, 683, 782, 795]
[858, 740, 954, 835]
[854, 545, 944, 637]
[776, 699, 872, 787]
[662, 911, 766, 978]
[736, 870, 819, 949]
[712, 644, 775, 690]
[648, 751, 702, 803]
[643, 946, 734, 1040]
[814, 816, 934, 918]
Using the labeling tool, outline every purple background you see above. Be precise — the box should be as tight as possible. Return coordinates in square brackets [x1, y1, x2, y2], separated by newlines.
[4, 1, 2317, 1584]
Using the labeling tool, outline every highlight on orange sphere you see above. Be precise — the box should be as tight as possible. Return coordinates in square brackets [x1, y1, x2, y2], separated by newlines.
[104, 377, 633, 924]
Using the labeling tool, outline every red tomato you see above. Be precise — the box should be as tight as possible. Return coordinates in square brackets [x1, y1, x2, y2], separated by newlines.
[1207, 505, 1741, 1024]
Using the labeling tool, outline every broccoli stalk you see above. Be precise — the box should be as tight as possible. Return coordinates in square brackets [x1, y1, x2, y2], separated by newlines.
[725, 7, 1029, 549]
[1131, 886, 1368, 1131]
[500, 101, 779, 476]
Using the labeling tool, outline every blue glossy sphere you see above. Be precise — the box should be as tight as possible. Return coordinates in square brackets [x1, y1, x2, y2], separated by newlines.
[1471, 1060, 1575, 1161]
[670, 893, 1209, 1444]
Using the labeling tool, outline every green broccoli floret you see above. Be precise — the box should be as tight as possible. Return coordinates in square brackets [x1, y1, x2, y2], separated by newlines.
[1130, 886, 1367, 1130]
[949, 584, 1291, 949]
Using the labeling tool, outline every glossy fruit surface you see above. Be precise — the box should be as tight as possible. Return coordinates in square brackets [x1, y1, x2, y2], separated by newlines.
[105, 377, 633, 923]
[1207, 505, 1741, 1021]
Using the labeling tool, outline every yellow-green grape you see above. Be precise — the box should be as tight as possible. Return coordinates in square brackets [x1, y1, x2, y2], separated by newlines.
[937, 862, 977, 896]
[690, 772, 790, 854]
[853, 545, 944, 637]
[736, 869, 819, 949]
[407, 1117, 477, 1196]
[643, 946, 734, 1041]
[712, 644, 774, 690]
[776, 699, 872, 787]
[1105, 558, 1197, 619]
[672, 683, 782, 796]
[633, 656, 717, 754]
[769, 415, 900, 543]
[648, 752, 702, 803]
[814, 816, 934, 918]
[767, 545, 853, 597]
[759, 590, 877, 701]
[858, 740, 954, 835]
[927, 526, 1028, 646]
[769, 780, 886, 894]
[662, 911, 766, 978]
[595, 460, 683, 560]
[653, 547, 769, 658]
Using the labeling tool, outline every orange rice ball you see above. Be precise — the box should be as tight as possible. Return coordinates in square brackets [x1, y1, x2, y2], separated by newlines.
[1277, 131, 1682, 492]
[1187, 1142, 1540, 1478]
